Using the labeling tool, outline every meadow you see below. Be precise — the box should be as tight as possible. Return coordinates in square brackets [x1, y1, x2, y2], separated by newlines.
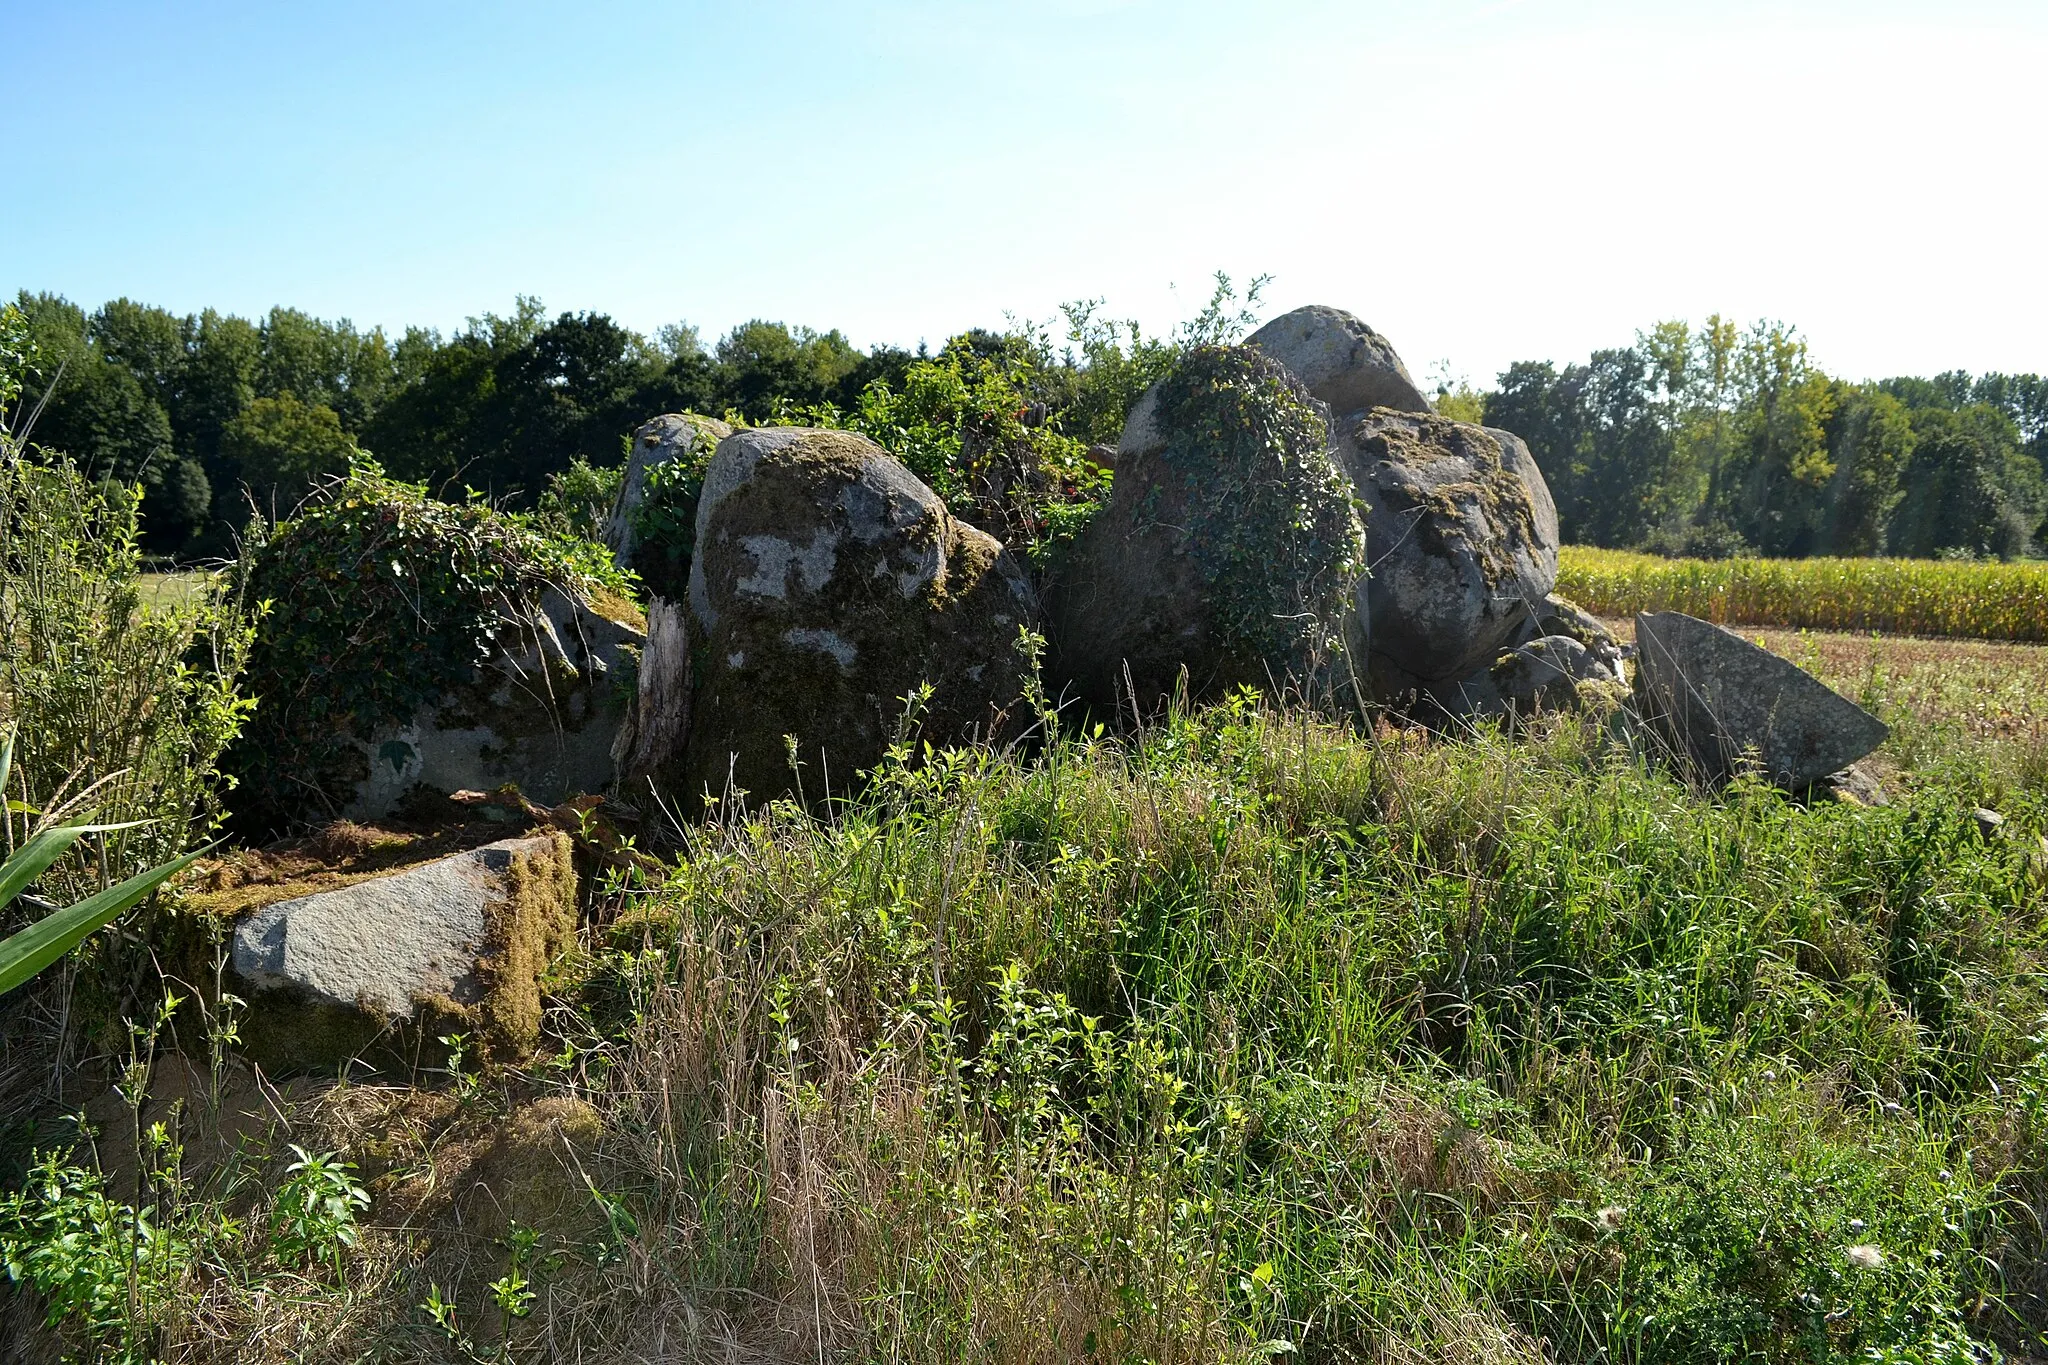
[1558, 547, 2048, 643]
[7, 653, 2046, 1363]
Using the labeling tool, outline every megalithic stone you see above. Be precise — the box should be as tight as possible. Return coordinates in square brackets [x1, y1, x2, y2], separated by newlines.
[1632, 611, 1888, 789]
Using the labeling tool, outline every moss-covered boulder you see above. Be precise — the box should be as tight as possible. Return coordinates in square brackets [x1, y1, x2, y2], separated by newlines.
[228, 469, 644, 830]
[676, 427, 1038, 805]
[1046, 346, 1366, 711]
[223, 831, 575, 1071]
[1334, 410, 1560, 689]
[604, 412, 732, 599]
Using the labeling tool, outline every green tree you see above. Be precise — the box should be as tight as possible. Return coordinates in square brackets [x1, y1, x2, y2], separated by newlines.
[12, 293, 196, 547]
[712, 319, 861, 420]
[221, 393, 359, 514]
[90, 298, 185, 414]
[1888, 404, 2044, 558]
[488, 310, 662, 496]
[1817, 386, 1912, 555]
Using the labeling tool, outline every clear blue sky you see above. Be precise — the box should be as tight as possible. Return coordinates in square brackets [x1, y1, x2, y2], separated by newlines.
[6, 0, 2044, 385]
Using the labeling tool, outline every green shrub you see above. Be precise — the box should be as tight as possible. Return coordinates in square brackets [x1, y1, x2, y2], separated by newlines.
[849, 334, 1110, 550]
[536, 455, 625, 547]
[0, 451, 254, 903]
[1612, 1097, 1988, 1362]
[630, 445, 713, 602]
[0, 1152, 199, 1365]
[267, 1145, 369, 1277]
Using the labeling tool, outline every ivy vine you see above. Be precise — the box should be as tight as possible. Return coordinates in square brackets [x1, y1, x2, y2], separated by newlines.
[228, 464, 627, 827]
[1153, 346, 1366, 673]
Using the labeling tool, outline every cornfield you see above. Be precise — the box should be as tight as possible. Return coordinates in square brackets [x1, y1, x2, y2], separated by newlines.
[1555, 546, 2048, 642]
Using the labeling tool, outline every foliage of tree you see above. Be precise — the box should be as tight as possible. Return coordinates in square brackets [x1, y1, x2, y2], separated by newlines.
[27, 277, 2031, 563]
[8, 283, 1208, 559]
[1489, 315, 2047, 559]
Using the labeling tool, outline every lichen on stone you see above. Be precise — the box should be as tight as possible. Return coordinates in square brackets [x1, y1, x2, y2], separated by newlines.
[681, 427, 1036, 805]
[1349, 413, 1539, 595]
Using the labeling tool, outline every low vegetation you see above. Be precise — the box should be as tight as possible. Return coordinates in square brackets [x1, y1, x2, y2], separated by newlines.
[1559, 546, 2048, 642]
[5, 675, 2048, 1360]
[224, 464, 633, 828]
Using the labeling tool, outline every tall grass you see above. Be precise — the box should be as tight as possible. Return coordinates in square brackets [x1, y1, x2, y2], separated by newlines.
[25, 696, 2038, 1363]
[1557, 546, 2048, 641]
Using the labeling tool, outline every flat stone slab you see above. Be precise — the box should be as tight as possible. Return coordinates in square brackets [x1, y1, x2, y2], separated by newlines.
[1633, 611, 1888, 788]
[232, 836, 547, 1017]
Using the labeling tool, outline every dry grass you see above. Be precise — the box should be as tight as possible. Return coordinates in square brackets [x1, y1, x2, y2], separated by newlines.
[137, 571, 214, 614]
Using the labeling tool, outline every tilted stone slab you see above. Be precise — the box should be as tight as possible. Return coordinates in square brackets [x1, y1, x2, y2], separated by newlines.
[1632, 611, 1888, 788]
[230, 834, 574, 1068]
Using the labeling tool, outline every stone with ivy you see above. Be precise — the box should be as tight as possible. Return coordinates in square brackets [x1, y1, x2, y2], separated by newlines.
[603, 411, 733, 599]
[1047, 345, 1367, 711]
[228, 468, 646, 829]
[676, 426, 1039, 805]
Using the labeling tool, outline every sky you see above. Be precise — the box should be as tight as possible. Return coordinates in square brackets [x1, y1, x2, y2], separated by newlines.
[5, 0, 2045, 386]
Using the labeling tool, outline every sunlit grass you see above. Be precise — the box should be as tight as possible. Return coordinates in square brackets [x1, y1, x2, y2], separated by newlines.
[11, 694, 2042, 1362]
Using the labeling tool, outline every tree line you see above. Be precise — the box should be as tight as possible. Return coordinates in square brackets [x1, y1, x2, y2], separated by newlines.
[9, 289, 2045, 560]
[1480, 317, 2048, 560]
[6, 293, 936, 553]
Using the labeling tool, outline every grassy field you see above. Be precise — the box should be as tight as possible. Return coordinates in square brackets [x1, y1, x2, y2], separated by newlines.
[1559, 547, 2048, 642]
[5, 645, 2045, 1363]
[136, 570, 214, 612]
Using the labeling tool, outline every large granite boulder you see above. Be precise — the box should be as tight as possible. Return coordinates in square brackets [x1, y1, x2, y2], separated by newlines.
[228, 832, 575, 1068]
[1246, 305, 1434, 417]
[1236, 306, 1567, 710]
[344, 586, 642, 821]
[1632, 611, 1889, 787]
[1335, 410, 1561, 688]
[679, 427, 1038, 804]
[604, 412, 732, 599]
[1046, 347, 1366, 711]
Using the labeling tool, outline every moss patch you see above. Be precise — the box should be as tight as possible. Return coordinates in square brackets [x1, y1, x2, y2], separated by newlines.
[1349, 413, 1542, 594]
[179, 819, 515, 920]
[475, 830, 577, 1060]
